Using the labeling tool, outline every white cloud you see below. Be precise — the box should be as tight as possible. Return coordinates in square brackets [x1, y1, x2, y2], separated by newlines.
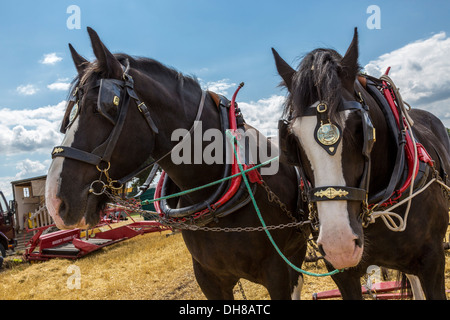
[0, 176, 14, 200]
[0, 159, 51, 200]
[16, 84, 39, 95]
[0, 101, 65, 155]
[0, 101, 65, 200]
[239, 95, 285, 136]
[47, 81, 71, 91]
[40, 52, 63, 65]
[14, 159, 51, 180]
[200, 78, 236, 96]
[364, 31, 450, 127]
[198, 76, 283, 136]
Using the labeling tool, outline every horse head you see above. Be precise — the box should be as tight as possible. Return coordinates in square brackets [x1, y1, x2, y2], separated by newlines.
[273, 29, 373, 269]
[45, 27, 162, 229]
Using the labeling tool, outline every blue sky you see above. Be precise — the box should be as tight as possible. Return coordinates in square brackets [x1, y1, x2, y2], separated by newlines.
[1, 1, 450, 199]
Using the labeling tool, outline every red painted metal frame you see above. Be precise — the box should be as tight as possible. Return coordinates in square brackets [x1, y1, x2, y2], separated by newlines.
[312, 281, 412, 300]
[23, 220, 171, 261]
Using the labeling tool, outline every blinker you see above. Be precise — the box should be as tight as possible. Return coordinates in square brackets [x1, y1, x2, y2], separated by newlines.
[278, 119, 302, 166]
[97, 78, 122, 125]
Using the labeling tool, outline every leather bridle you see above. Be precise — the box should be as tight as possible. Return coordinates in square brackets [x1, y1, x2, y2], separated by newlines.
[279, 89, 376, 227]
[51, 59, 206, 195]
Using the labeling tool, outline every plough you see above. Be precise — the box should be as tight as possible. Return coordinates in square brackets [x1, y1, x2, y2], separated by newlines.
[23, 206, 171, 262]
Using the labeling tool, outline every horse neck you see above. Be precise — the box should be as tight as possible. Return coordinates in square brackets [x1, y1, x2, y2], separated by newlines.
[140, 76, 225, 202]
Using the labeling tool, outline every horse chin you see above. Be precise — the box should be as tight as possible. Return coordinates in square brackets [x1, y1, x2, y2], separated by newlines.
[323, 243, 364, 270]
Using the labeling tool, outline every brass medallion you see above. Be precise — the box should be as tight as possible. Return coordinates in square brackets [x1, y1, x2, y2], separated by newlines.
[69, 103, 79, 123]
[316, 123, 340, 146]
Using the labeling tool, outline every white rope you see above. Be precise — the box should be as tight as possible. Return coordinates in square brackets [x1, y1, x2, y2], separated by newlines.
[369, 75, 449, 232]
[370, 177, 438, 231]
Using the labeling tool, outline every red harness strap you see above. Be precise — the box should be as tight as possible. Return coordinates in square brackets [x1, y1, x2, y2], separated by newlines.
[154, 84, 262, 220]
[381, 68, 433, 196]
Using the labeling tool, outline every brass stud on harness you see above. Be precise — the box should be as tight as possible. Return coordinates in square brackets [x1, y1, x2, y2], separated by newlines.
[316, 102, 328, 113]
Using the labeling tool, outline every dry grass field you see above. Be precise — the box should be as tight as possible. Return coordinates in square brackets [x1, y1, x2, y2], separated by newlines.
[1, 224, 449, 300]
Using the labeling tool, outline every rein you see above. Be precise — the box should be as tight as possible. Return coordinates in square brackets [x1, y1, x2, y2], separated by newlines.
[155, 83, 264, 226]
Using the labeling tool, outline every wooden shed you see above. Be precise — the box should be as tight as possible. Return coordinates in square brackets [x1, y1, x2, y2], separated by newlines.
[11, 175, 52, 231]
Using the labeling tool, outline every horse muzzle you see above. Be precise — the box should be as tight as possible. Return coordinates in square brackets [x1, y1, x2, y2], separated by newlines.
[316, 202, 364, 269]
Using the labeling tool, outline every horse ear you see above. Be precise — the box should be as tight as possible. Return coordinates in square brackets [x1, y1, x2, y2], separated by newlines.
[272, 48, 295, 91]
[87, 27, 123, 78]
[340, 28, 359, 92]
[68, 43, 88, 75]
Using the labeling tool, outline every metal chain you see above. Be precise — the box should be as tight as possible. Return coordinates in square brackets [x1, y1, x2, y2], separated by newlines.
[260, 179, 299, 224]
[180, 220, 310, 232]
[237, 280, 247, 300]
[105, 190, 311, 232]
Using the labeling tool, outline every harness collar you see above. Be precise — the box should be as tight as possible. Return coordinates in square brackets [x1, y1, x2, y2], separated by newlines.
[155, 84, 263, 226]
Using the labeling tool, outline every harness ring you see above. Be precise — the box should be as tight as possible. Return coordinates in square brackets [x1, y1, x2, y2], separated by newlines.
[96, 161, 111, 173]
[316, 102, 328, 113]
[89, 180, 107, 195]
[109, 180, 124, 190]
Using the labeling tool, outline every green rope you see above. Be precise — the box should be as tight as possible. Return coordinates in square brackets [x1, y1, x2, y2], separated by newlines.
[226, 131, 343, 277]
[141, 156, 277, 206]
[138, 129, 343, 277]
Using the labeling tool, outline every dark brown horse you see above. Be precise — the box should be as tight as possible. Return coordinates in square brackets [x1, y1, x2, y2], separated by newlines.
[273, 28, 449, 299]
[45, 27, 310, 299]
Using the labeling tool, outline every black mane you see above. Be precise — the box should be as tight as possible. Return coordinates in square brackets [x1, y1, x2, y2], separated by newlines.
[285, 48, 361, 124]
[63, 53, 201, 126]
[115, 54, 201, 90]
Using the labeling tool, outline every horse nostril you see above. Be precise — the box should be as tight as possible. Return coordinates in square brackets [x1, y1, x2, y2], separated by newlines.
[318, 244, 326, 257]
[59, 200, 67, 217]
[354, 237, 363, 248]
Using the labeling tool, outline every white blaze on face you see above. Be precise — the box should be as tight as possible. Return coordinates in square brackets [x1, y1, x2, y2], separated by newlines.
[291, 105, 363, 269]
[45, 116, 80, 229]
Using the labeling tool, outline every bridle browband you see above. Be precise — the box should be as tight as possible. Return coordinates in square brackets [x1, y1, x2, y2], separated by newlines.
[279, 85, 376, 226]
[51, 59, 207, 194]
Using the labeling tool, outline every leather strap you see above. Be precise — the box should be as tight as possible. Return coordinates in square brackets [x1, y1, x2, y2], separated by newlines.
[309, 186, 366, 202]
[52, 66, 207, 187]
[117, 89, 207, 185]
